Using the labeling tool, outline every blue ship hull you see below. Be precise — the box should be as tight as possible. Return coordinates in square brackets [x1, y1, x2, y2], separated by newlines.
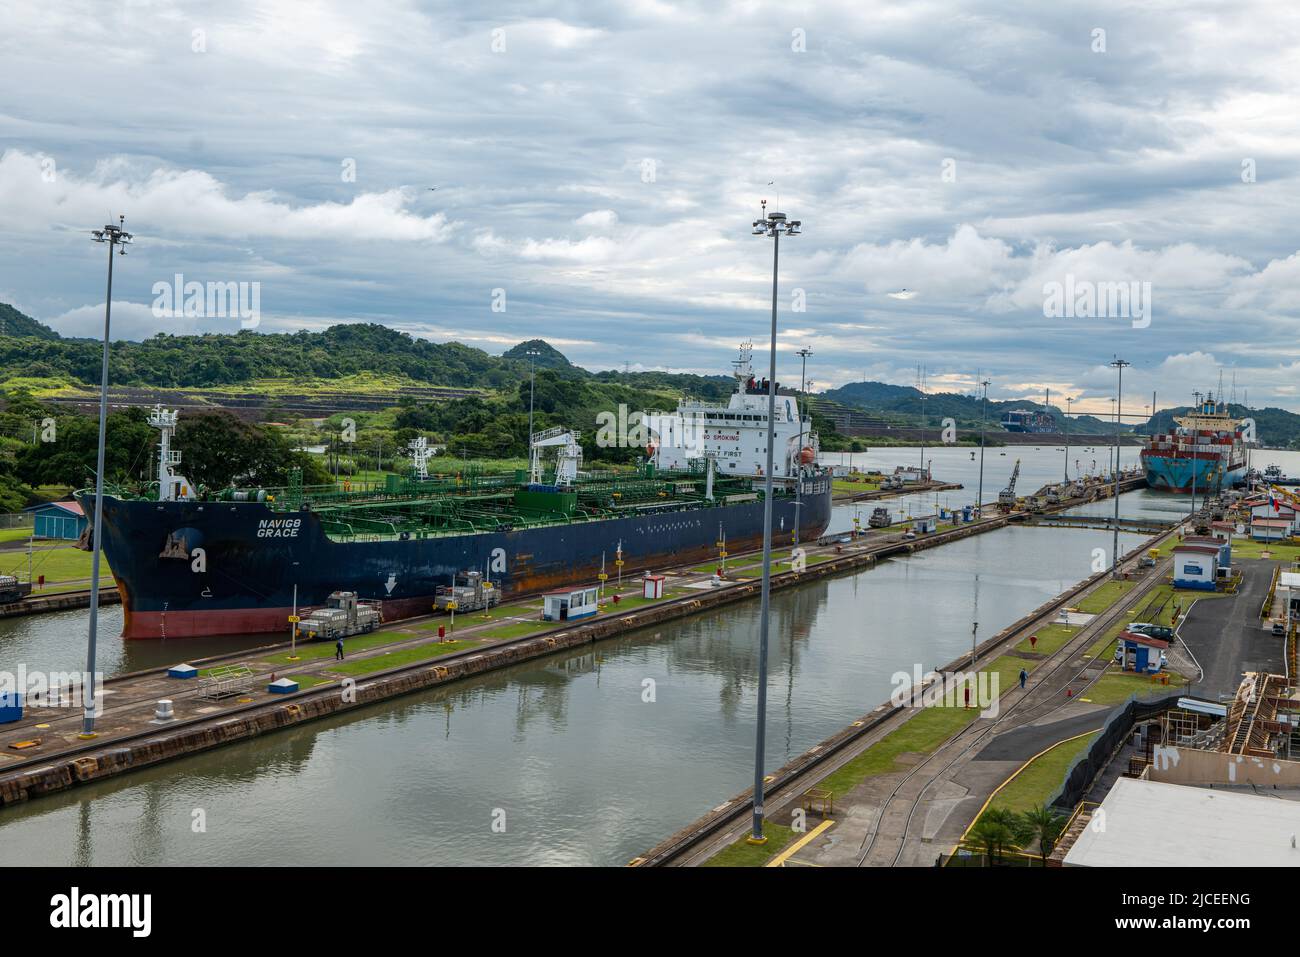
[1143, 454, 1245, 493]
[87, 476, 833, 639]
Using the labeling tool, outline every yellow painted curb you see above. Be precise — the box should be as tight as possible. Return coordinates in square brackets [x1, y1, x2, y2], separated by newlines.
[949, 728, 1097, 856]
[766, 819, 835, 867]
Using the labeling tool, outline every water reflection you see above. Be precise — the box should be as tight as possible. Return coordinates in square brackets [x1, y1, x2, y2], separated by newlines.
[0, 524, 1147, 867]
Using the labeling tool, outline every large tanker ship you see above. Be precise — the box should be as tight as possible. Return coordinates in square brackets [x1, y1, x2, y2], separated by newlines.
[1140, 392, 1248, 494]
[83, 345, 831, 639]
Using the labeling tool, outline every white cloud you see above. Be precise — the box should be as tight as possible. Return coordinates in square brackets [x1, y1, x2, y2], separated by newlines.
[5, 0, 1300, 408]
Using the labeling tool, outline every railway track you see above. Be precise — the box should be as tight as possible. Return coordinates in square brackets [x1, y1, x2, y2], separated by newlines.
[855, 551, 1177, 867]
[642, 524, 1178, 867]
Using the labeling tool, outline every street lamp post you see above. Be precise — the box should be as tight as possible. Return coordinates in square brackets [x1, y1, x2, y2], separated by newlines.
[1110, 358, 1130, 578]
[747, 201, 800, 844]
[794, 347, 813, 549]
[526, 347, 541, 480]
[84, 216, 132, 737]
[1064, 396, 1073, 482]
[918, 367, 927, 477]
[976, 379, 989, 517]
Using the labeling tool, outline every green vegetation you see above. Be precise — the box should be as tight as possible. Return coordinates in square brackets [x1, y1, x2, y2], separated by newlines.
[478, 620, 557, 640]
[325, 639, 478, 676]
[1230, 539, 1300, 561]
[1075, 579, 1137, 615]
[0, 390, 331, 502]
[988, 734, 1097, 816]
[0, 544, 115, 585]
[1084, 670, 1184, 705]
[263, 629, 415, 666]
[703, 822, 797, 867]
[1014, 623, 1077, 655]
[963, 804, 1069, 867]
[821, 706, 976, 795]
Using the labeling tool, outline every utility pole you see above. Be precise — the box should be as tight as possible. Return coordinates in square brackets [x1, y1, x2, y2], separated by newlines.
[84, 215, 132, 737]
[977, 379, 990, 517]
[526, 347, 541, 478]
[794, 347, 813, 549]
[1190, 391, 1200, 519]
[1110, 357, 1130, 578]
[746, 200, 801, 845]
[918, 364, 928, 478]
[1064, 396, 1072, 482]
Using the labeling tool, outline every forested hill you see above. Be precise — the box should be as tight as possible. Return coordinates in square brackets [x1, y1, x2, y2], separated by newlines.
[0, 303, 58, 339]
[6, 299, 1300, 448]
[0, 317, 522, 389]
[823, 381, 1124, 435]
[0, 302, 731, 398]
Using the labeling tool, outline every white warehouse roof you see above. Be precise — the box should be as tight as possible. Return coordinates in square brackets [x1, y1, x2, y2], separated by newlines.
[1065, 777, 1300, 867]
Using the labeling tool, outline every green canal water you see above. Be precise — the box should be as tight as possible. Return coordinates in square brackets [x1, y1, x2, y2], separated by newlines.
[0, 518, 1146, 866]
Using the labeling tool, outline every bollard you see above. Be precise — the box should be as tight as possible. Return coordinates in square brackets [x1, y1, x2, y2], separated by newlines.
[438, 625, 446, 639]
[154, 699, 175, 721]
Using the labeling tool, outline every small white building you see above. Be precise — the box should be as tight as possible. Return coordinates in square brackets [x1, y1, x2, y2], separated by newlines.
[1251, 518, 1292, 542]
[1172, 543, 1219, 590]
[542, 587, 598, 622]
[1250, 498, 1298, 539]
[912, 515, 937, 534]
[642, 574, 665, 599]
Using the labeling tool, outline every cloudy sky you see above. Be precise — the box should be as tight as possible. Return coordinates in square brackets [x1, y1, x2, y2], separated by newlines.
[2, 0, 1299, 417]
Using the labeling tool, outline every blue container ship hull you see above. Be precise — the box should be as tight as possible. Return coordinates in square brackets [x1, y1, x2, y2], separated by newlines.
[1141, 453, 1246, 493]
[87, 477, 833, 639]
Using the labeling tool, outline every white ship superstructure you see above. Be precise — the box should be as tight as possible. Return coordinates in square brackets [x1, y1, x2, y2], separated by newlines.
[644, 342, 817, 481]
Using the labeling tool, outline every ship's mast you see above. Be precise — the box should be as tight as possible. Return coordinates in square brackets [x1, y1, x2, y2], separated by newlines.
[148, 405, 192, 502]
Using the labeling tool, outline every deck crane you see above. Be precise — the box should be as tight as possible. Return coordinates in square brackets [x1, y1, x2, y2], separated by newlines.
[529, 427, 584, 485]
[997, 459, 1022, 512]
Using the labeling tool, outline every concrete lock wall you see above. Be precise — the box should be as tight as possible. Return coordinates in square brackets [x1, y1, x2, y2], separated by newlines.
[1149, 745, 1300, 787]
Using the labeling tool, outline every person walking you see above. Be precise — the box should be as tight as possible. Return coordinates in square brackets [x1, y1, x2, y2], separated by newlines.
[335, 636, 345, 661]
[1019, 668, 1028, 690]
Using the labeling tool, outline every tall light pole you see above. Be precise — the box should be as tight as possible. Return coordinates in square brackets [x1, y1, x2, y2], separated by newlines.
[793, 347, 813, 549]
[917, 365, 927, 478]
[1110, 358, 1130, 578]
[976, 379, 989, 517]
[1189, 391, 1200, 519]
[747, 200, 800, 844]
[1063, 396, 1073, 482]
[84, 216, 131, 737]
[526, 347, 540, 479]
[1108, 398, 1117, 478]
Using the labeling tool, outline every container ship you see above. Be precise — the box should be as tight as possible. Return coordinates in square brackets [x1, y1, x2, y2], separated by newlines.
[82, 345, 831, 639]
[1140, 392, 1248, 494]
[1000, 410, 1057, 434]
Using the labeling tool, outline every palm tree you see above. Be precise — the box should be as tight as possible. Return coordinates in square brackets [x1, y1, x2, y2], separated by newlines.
[967, 808, 1031, 865]
[1020, 803, 1067, 865]
[967, 818, 1013, 866]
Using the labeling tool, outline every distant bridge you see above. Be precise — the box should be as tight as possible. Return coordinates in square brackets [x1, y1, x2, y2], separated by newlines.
[1026, 514, 1179, 535]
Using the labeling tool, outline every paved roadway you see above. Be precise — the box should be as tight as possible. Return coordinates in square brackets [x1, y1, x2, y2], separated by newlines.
[1177, 558, 1283, 700]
